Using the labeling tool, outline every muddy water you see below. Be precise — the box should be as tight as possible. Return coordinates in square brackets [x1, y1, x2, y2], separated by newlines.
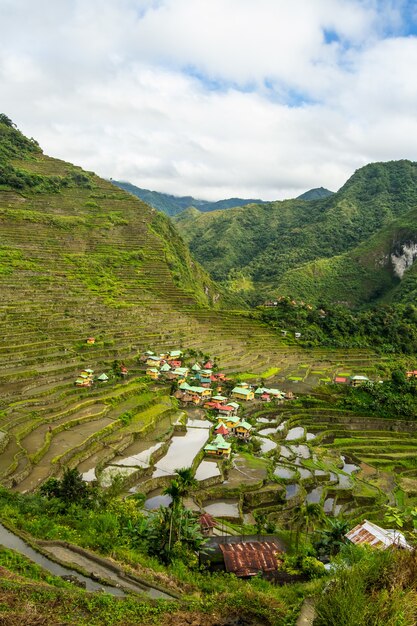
[152, 427, 209, 478]
[17, 416, 115, 492]
[112, 442, 164, 468]
[0, 523, 124, 595]
[203, 500, 240, 518]
[288, 444, 310, 459]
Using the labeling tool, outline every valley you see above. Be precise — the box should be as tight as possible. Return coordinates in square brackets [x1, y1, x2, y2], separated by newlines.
[1, 117, 417, 625]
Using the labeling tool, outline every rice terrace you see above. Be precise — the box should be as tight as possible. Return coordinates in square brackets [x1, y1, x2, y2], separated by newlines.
[2, 116, 417, 625]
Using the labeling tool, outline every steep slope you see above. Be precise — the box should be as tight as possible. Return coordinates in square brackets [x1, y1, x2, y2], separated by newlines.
[277, 206, 417, 307]
[3, 116, 366, 490]
[174, 160, 417, 303]
[112, 180, 266, 216]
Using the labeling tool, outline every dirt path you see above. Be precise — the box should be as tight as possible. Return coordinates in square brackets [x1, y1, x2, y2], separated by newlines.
[296, 598, 316, 626]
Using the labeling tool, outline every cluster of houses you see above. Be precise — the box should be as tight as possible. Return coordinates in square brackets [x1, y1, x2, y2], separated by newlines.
[141, 348, 291, 459]
[74, 364, 128, 387]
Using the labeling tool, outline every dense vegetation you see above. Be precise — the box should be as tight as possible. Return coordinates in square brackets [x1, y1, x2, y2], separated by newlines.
[257, 296, 417, 354]
[174, 160, 417, 306]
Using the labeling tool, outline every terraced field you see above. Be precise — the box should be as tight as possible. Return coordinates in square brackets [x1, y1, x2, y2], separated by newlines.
[242, 404, 417, 525]
[0, 136, 397, 494]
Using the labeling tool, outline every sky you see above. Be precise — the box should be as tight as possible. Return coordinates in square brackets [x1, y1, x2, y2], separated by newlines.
[1, 0, 417, 201]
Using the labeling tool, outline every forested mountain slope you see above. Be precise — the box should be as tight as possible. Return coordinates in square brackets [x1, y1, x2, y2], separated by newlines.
[174, 160, 417, 305]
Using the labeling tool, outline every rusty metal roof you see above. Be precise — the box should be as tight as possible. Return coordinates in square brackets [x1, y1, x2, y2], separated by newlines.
[219, 541, 281, 577]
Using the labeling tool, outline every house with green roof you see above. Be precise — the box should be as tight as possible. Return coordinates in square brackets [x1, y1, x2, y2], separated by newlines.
[146, 367, 160, 380]
[171, 367, 190, 378]
[204, 434, 231, 458]
[232, 387, 254, 401]
[235, 420, 252, 440]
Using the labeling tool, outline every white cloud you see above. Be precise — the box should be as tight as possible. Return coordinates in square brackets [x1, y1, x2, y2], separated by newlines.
[0, 0, 417, 200]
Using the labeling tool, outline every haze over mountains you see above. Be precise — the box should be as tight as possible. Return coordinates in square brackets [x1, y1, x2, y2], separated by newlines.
[112, 180, 334, 216]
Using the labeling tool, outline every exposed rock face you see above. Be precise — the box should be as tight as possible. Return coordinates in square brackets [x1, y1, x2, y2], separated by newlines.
[391, 242, 417, 278]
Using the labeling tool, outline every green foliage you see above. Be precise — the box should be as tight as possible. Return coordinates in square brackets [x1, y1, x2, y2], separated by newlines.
[40, 468, 97, 508]
[258, 296, 417, 354]
[280, 553, 326, 579]
[315, 546, 417, 626]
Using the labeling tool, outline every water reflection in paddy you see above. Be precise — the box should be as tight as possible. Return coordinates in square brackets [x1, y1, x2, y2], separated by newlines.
[335, 473, 353, 489]
[186, 419, 211, 429]
[259, 438, 277, 454]
[305, 486, 323, 503]
[341, 456, 359, 474]
[298, 468, 312, 479]
[285, 484, 299, 499]
[277, 421, 287, 431]
[324, 497, 334, 513]
[274, 465, 296, 479]
[152, 427, 209, 478]
[82, 468, 96, 482]
[195, 460, 221, 481]
[306, 432, 316, 441]
[145, 491, 172, 510]
[258, 427, 277, 436]
[279, 446, 292, 459]
[285, 427, 304, 440]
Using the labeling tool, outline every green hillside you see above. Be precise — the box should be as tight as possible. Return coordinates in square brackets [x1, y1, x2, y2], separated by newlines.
[174, 160, 417, 304]
[2, 116, 375, 492]
[112, 180, 266, 216]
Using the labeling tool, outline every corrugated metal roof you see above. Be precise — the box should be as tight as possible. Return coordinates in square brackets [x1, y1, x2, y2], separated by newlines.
[345, 520, 410, 549]
[219, 541, 281, 577]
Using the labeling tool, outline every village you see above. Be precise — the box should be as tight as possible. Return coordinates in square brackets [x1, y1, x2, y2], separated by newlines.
[67, 342, 417, 575]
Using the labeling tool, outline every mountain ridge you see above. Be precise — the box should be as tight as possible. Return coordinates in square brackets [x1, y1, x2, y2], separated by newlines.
[174, 159, 417, 306]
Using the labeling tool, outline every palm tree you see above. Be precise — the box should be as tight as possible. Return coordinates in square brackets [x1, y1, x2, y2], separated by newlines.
[163, 479, 182, 551]
[291, 503, 326, 551]
[175, 467, 197, 499]
[163, 467, 198, 550]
